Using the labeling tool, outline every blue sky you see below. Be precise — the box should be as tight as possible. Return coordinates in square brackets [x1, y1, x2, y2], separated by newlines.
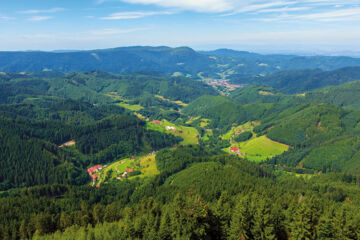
[0, 0, 360, 54]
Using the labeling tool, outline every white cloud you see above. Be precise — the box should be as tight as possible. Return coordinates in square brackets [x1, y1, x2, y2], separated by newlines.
[257, 6, 310, 13]
[297, 8, 360, 20]
[101, 0, 360, 15]
[28, 16, 53, 21]
[19, 8, 65, 14]
[235, 1, 299, 13]
[101, 11, 173, 20]
[259, 7, 360, 22]
[105, 0, 235, 12]
[0, 15, 15, 21]
[89, 28, 149, 35]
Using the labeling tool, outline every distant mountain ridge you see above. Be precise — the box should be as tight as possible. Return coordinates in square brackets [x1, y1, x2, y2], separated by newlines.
[1, 46, 360, 78]
[0, 46, 213, 75]
[247, 66, 360, 93]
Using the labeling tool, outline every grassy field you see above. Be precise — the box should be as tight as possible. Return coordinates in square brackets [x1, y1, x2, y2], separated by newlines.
[129, 154, 159, 179]
[146, 119, 199, 145]
[105, 92, 144, 111]
[96, 158, 134, 185]
[200, 118, 210, 128]
[228, 135, 289, 163]
[93, 153, 160, 185]
[222, 121, 258, 141]
[185, 116, 200, 124]
[273, 170, 314, 180]
[221, 122, 288, 162]
[115, 102, 144, 111]
[155, 95, 188, 107]
[186, 117, 209, 128]
[203, 130, 213, 141]
[134, 112, 148, 120]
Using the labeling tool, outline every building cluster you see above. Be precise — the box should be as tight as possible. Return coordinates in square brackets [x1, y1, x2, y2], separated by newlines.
[87, 165, 103, 187]
[117, 168, 135, 179]
[207, 80, 244, 88]
[165, 126, 176, 131]
[87, 165, 103, 175]
[230, 146, 244, 156]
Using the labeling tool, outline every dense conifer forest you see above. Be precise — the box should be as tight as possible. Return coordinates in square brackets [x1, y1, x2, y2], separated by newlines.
[1, 64, 360, 240]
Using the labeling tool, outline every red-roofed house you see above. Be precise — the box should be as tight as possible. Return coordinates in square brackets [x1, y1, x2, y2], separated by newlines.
[126, 168, 134, 173]
[231, 147, 239, 153]
[87, 165, 103, 175]
[153, 120, 160, 124]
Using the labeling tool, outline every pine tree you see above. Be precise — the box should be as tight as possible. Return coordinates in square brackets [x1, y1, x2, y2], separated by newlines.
[290, 197, 320, 240]
[229, 195, 254, 240]
[93, 204, 104, 224]
[159, 210, 172, 240]
[251, 197, 276, 240]
[34, 213, 54, 236]
[215, 191, 233, 239]
[317, 209, 335, 240]
[19, 220, 28, 239]
[333, 205, 360, 240]
[104, 204, 117, 223]
[59, 212, 72, 231]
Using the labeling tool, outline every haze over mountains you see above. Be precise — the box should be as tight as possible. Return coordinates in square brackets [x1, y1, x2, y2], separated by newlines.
[2, 46, 360, 96]
[2, 46, 360, 78]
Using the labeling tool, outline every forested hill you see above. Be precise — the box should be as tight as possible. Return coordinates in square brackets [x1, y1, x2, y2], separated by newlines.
[304, 80, 360, 110]
[0, 47, 214, 75]
[203, 49, 360, 72]
[0, 71, 217, 105]
[0, 106, 180, 190]
[244, 66, 360, 93]
[4, 68, 360, 239]
[1, 46, 360, 78]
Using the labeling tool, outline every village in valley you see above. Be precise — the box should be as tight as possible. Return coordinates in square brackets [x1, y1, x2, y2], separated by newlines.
[57, 89, 291, 188]
[85, 119, 197, 187]
[207, 80, 244, 89]
[89, 117, 289, 187]
[57, 111, 289, 188]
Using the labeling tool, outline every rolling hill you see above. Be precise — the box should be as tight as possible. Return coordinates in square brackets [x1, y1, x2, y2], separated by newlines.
[304, 80, 360, 110]
[3, 68, 360, 239]
[242, 66, 360, 94]
[0, 71, 217, 105]
[0, 46, 214, 75]
[1, 46, 360, 80]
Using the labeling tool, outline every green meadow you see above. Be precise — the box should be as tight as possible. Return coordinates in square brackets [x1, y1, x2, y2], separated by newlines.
[95, 153, 160, 185]
[236, 135, 289, 162]
[115, 102, 144, 111]
[221, 122, 289, 163]
[146, 119, 199, 145]
[222, 121, 258, 141]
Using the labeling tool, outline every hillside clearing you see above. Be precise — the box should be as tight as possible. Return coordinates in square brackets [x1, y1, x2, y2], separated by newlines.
[90, 153, 160, 186]
[59, 140, 75, 148]
[146, 119, 199, 145]
[155, 95, 188, 107]
[115, 102, 143, 111]
[232, 135, 289, 163]
[222, 121, 259, 141]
